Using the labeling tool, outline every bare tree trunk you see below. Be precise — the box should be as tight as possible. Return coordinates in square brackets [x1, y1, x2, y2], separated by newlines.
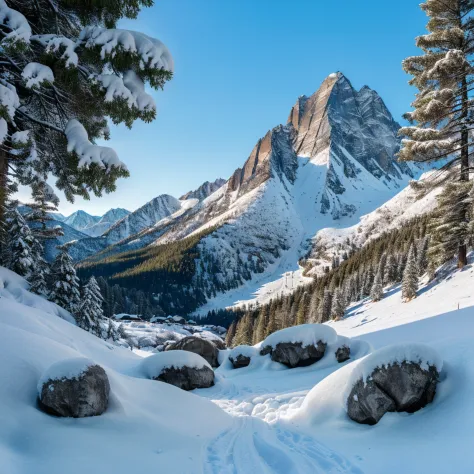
[0, 147, 8, 258]
[458, 74, 469, 268]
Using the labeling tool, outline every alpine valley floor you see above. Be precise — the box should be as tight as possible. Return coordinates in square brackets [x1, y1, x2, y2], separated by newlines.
[2, 257, 474, 473]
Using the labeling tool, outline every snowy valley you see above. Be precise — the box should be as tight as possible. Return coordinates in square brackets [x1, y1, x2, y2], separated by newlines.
[2, 250, 474, 473]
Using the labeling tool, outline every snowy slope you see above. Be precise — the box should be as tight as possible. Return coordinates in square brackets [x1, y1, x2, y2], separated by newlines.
[195, 257, 474, 474]
[4, 256, 474, 473]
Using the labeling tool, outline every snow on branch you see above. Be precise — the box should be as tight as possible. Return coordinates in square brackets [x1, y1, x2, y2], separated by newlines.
[22, 63, 54, 89]
[32, 35, 79, 67]
[0, 118, 7, 144]
[79, 27, 174, 73]
[0, 0, 31, 45]
[65, 119, 127, 171]
[94, 70, 155, 113]
[0, 80, 20, 121]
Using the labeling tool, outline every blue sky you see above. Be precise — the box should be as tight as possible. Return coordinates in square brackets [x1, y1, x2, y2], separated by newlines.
[41, 0, 428, 216]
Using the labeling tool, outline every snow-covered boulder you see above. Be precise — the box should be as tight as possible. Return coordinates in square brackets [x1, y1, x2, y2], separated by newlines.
[165, 336, 220, 367]
[37, 358, 110, 418]
[335, 345, 351, 363]
[346, 344, 442, 425]
[142, 351, 214, 391]
[228, 345, 258, 369]
[260, 324, 338, 368]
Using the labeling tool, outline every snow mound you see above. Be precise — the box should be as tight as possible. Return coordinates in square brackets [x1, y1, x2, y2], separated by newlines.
[37, 357, 95, 395]
[262, 324, 338, 349]
[229, 345, 259, 359]
[142, 350, 211, 378]
[344, 343, 443, 400]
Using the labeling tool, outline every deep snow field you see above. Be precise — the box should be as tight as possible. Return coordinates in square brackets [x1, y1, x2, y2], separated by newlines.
[2, 259, 474, 473]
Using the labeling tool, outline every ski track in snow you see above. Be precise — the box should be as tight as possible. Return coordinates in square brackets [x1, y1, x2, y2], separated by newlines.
[203, 416, 363, 474]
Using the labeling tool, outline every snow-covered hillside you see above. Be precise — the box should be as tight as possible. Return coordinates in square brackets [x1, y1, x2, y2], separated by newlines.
[3, 254, 474, 473]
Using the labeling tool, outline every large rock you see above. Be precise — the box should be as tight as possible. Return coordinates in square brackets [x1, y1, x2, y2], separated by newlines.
[166, 336, 220, 367]
[263, 341, 327, 368]
[38, 361, 110, 418]
[156, 365, 214, 391]
[347, 362, 439, 425]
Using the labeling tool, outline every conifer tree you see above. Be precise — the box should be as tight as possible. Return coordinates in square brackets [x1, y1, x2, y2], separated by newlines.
[254, 306, 267, 344]
[330, 288, 346, 320]
[428, 182, 473, 267]
[402, 245, 419, 302]
[417, 237, 429, 276]
[296, 293, 308, 325]
[400, 0, 474, 267]
[370, 272, 384, 302]
[106, 318, 120, 342]
[25, 182, 64, 245]
[6, 208, 36, 277]
[77, 276, 104, 336]
[0, 0, 173, 232]
[49, 244, 81, 314]
[233, 313, 253, 346]
[319, 289, 333, 323]
[225, 320, 237, 347]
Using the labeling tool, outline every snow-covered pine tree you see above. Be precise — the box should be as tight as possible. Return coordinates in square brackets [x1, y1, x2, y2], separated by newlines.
[25, 181, 63, 245]
[49, 244, 81, 314]
[319, 289, 333, 323]
[233, 313, 253, 346]
[417, 237, 429, 276]
[106, 318, 120, 342]
[399, 0, 474, 267]
[0, 0, 172, 231]
[6, 207, 36, 277]
[370, 272, 384, 302]
[428, 181, 473, 267]
[330, 288, 346, 320]
[384, 254, 398, 284]
[402, 245, 419, 302]
[77, 276, 104, 336]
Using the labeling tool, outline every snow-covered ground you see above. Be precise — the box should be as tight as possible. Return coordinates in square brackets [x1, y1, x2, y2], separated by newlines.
[3, 258, 474, 473]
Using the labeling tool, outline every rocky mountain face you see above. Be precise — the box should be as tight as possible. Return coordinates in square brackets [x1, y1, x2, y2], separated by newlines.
[180, 178, 226, 201]
[77, 72, 423, 315]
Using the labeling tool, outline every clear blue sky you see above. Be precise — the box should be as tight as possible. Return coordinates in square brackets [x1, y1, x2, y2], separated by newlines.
[36, 0, 428, 216]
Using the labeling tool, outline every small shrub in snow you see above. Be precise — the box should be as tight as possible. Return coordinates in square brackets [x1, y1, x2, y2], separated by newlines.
[38, 357, 110, 418]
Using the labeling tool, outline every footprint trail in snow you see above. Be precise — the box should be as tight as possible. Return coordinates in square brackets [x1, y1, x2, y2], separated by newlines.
[203, 416, 364, 474]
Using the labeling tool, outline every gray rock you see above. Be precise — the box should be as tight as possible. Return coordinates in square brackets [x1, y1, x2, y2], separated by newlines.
[229, 354, 251, 369]
[335, 345, 351, 363]
[259, 345, 272, 356]
[155, 366, 214, 391]
[347, 362, 439, 425]
[265, 341, 327, 368]
[166, 336, 220, 367]
[38, 365, 110, 418]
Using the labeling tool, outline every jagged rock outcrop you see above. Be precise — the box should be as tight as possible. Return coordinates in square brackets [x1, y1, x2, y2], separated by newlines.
[180, 178, 226, 201]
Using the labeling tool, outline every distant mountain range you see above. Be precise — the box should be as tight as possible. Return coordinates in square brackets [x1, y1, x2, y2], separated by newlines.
[74, 72, 428, 316]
